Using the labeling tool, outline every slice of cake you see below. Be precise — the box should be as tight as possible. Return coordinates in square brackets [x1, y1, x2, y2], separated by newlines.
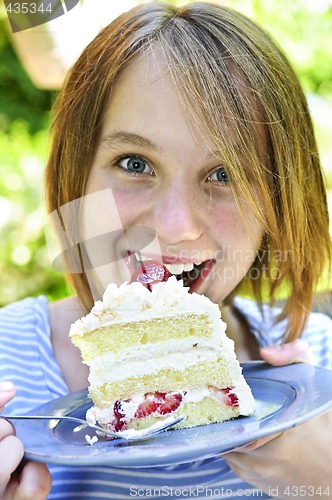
[70, 262, 255, 435]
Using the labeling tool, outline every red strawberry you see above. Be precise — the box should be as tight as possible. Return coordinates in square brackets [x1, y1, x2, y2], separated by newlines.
[110, 400, 127, 432]
[129, 260, 172, 291]
[157, 392, 183, 415]
[134, 397, 159, 419]
[134, 391, 183, 419]
[209, 386, 239, 407]
[222, 387, 239, 407]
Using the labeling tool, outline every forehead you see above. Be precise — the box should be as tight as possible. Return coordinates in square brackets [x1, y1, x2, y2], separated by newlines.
[100, 52, 218, 160]
[105, 53, 176, 122]
[101, 49, 267, 163]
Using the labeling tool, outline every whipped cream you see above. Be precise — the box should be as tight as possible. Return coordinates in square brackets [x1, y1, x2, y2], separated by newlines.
[87, 335, 236, 385]
[69, 277, 224, 336]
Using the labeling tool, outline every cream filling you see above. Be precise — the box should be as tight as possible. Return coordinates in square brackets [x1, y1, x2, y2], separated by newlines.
[86, 385, 254, 427]
[87, 336, 237, 386]
[87, 388, 206, 426]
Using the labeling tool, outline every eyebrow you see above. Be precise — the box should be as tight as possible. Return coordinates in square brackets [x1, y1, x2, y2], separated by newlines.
[99, 130, 248, 163]
[99, 131, 162, 152]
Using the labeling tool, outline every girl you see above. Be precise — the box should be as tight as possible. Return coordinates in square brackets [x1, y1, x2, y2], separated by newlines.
[1, 2, 331, 498]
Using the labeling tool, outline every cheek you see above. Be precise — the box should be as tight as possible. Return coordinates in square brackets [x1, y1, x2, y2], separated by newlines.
[212, 205, 264, 267]
[111, 189, 153, 227]
[80, 188, 125, 241]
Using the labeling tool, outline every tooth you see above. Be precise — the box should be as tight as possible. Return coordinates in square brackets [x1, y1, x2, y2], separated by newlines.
[195, 261, 202, 266]
[142, 261, 202, 275]
[183, 262, 194, 272]
[164, 262, 201, 274]
[169, 263, 186, 275]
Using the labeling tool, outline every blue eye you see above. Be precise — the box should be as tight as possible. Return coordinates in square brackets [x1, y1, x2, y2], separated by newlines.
[208, 167, 230, 184]
[118, 156, 152, 174]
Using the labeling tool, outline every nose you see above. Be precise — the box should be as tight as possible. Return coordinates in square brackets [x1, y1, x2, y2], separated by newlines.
[150, 181, 203, 245]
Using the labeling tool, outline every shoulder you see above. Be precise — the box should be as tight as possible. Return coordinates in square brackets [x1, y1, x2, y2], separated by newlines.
[301, 309, 332, 369]
[0, 296, 69, 413]
[233, 296, 332, 368]
[0, 296, 49, 334]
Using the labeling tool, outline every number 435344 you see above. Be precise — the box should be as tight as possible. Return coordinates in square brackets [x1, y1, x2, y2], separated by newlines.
[283, 486, 331, 497]
[5, 3, 53, 14]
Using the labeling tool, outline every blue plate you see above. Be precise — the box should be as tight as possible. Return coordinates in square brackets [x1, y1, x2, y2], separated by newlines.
[13, 362, 332, 467]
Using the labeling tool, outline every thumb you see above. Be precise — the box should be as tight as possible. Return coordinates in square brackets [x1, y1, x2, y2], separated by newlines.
[260, 338, 315, 366]
[0, 381, 16, 411]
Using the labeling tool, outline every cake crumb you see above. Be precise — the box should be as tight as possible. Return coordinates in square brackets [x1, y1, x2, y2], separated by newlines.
[85, 434, 98, 446]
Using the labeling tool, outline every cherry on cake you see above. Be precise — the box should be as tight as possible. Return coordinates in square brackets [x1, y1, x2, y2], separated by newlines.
[69, 261, 255, 435]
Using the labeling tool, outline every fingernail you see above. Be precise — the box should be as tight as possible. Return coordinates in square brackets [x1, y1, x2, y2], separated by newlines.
[0, 381, 14, 391]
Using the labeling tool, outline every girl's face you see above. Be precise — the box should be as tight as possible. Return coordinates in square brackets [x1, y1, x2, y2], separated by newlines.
[83, 53, 264, 304]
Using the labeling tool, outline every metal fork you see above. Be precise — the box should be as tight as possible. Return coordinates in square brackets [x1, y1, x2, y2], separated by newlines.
[1, 414, 184, 441]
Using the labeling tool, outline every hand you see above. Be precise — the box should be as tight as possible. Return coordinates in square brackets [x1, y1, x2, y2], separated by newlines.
[0, 381, 52, 499]
[223, 339, 332, 499]
[260, 338, 315, 366]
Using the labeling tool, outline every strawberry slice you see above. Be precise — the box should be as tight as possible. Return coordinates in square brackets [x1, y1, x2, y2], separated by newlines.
[134, 398, 159, 419]
[157, 392, 183, 415]
[129, 260, 172, 291]
[222, 388, 239, 407]
[134, 391, 183, 419]
[209, 386, 239, 407]
[109, 400, 127, 432]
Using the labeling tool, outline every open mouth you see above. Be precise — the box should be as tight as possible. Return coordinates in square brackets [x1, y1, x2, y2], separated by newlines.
[163, 261, 206, 287]
[125, 253, 215, 290]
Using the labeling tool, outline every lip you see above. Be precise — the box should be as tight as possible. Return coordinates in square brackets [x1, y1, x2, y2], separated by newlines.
[187, 259, 215, 294]
[122, 251, 138, 276]
[161, 255, 204, 265]
[123, 251, 206, 265]
[127, 253, 206, 265]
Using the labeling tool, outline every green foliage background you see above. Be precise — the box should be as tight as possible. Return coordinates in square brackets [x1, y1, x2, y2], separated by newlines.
[0, 0, 331, 307]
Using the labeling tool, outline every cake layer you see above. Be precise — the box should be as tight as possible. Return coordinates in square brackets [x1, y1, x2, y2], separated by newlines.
[71, 313, 217, 361]
[89, 358, 249, 405]
[86, 333, 236, 385]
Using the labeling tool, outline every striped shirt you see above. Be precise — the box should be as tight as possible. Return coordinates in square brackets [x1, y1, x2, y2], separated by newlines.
[0, 295, 331, 499]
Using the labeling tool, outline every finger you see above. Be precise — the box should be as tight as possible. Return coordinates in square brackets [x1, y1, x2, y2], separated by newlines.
[0, 418, 16, 440]
[260, 338, 315, 366]
[14, 462, 52, 500]
[0, 381, 16, 411]
[234, 431, 284, 452]
[0, 435, 24, 498]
